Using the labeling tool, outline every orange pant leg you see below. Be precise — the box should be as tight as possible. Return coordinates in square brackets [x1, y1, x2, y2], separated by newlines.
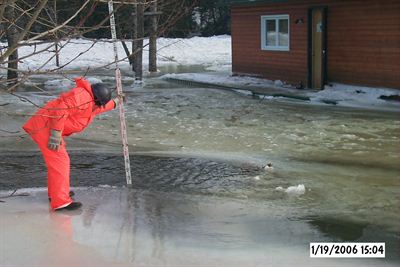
[30, 129, 73, 210]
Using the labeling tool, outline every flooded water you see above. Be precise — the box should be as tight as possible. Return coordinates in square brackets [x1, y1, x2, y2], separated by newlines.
[1, 69, 399, 265]
[0, 152, 260, 198]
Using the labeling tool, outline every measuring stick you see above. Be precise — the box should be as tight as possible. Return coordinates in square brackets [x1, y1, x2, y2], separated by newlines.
[108, 0, 132, 186]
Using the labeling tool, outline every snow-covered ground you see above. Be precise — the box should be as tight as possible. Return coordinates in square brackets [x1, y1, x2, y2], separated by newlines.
[162, 73, 400, 112]
[2, 35, 231, 72]
[2, 35, 398, 111]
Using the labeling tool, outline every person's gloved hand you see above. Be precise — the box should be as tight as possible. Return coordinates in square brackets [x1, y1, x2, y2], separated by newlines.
[113, 93, 126, 107]
[48, 129, 62, 151]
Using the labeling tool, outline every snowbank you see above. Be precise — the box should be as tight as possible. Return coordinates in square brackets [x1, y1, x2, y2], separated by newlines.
[0, 35, 231, 72]
[308, 83, 400, 110]
[162, 72, 400, 112]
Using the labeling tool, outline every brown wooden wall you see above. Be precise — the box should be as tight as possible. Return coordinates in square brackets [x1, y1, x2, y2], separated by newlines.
[231, 0, 400, 89]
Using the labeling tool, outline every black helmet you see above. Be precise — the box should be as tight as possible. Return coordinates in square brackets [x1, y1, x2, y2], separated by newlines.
[92, 83, 111, 107]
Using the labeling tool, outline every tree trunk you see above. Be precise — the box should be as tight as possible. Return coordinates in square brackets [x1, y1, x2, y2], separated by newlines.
[121, 40, 133, 66]
[131, 4, 137, 72]
[134, 2, 144, 81]
[4, 2, 19, 84]
[54, 0, 60, 67]
[149, 0, 158, 73]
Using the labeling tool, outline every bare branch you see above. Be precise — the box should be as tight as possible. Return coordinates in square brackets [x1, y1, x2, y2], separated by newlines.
[0, 0, 49, 62]
[25, 0, 91, 43]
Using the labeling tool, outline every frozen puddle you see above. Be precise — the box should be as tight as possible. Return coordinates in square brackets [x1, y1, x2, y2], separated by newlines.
[1, 187, 399, 267]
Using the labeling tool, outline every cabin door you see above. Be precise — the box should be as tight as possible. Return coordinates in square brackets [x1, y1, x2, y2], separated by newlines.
[309, 7, 327, 89]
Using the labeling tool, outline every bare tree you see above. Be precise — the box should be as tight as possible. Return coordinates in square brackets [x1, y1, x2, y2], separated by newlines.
[1, 0, 198, 91]
[148, 0, 157, 73]
[133, 1, 144, 81]
[121, 0, 198, 80]
[1, 0, 148, 90]
[3, 1, 19, 84]
[0, 0, 199, 139]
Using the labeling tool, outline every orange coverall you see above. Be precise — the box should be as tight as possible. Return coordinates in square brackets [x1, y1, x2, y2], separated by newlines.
[23, 77, 115, 210]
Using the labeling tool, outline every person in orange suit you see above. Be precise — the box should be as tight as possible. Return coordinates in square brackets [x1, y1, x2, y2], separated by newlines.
[23, 77, 123, 211]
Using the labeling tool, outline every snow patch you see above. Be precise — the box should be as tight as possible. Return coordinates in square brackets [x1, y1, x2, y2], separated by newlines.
[163, 73, 400, 111]
[308, 83, 400, 111]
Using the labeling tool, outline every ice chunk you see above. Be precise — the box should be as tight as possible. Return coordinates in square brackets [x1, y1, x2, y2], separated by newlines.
[263, 162, 274, 172]
[86, 77, 103, 84]
[274, 80, 284, 87]
[276, 184, 306, 196]
[44, 79, 74, 90]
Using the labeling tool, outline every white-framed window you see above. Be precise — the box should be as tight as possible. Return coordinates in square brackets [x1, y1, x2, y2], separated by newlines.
[261, 15, 290, 51]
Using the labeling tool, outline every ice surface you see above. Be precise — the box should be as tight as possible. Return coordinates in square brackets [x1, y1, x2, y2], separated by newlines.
[1, 187, 398, 267]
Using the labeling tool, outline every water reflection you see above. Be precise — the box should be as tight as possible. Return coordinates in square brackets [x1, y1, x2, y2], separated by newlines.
[306, 216, 368, 241]
[1, 187, 399, 266]
[142, 193, 166, 262]
[71, 188, 400, 265]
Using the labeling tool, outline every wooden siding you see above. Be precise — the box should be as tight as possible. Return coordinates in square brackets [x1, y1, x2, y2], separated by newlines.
[231, 0, 400, 89]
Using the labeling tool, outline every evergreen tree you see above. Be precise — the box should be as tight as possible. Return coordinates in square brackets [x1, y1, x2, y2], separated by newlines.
[197, 0, 230, 36]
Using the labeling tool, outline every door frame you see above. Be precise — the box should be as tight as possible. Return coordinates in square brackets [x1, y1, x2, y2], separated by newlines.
[307, 6, 327, 89]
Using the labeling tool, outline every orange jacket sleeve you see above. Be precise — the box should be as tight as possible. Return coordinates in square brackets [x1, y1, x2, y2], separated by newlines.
[93, 99, 116, 116]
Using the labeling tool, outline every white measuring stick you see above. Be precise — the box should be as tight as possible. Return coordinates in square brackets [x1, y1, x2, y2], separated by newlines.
[108, 0, 132, 186]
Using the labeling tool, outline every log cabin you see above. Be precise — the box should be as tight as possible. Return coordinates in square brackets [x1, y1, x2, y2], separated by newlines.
[230, 0, 400, 89]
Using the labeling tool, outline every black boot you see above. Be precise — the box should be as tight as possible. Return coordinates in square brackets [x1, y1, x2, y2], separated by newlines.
[49, 191, 75, 202]
[55, 201, 82, 211]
